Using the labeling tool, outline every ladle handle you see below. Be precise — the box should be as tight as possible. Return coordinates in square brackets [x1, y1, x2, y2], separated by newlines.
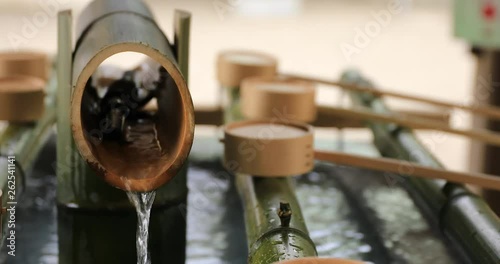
[315, 150, 500, 191]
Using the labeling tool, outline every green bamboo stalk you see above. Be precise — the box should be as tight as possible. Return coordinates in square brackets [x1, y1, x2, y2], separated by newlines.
[343, 70, 500, 263]
[174, 10, 191, 84]
[237, 176, 317, 264]
[224, 85, 317, 263]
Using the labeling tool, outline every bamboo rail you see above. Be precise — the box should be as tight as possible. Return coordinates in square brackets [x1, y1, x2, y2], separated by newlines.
[194, 105, 451, 128]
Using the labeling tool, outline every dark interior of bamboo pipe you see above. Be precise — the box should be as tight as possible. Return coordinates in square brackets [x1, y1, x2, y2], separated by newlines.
[79, 53, 185, 182]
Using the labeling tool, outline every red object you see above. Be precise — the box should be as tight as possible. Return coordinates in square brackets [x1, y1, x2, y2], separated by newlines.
[483, 2, 497, 20]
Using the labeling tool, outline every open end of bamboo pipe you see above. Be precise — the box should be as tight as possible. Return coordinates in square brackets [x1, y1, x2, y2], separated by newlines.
[71, 48, 194, 192]
[70, 0, 195, 192]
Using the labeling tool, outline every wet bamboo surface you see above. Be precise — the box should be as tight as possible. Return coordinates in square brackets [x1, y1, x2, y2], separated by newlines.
[236, 176, 318, 263]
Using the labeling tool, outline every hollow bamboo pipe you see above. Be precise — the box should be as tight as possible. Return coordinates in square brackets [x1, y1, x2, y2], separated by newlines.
[71, 0, 194, 192]
[283, 73, 500, 121]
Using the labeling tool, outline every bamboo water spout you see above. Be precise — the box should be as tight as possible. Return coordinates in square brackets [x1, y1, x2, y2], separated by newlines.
[58, 2, 191, 263]
[70, 0, 194, 192]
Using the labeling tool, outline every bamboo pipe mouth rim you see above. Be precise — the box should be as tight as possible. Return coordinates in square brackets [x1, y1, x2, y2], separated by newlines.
[71, 44, 194, 192]
[223, 119, 314, 176]
[217, 50, 278, 87]
[275, 258, 364, 264]
[241, 76, 317, 122]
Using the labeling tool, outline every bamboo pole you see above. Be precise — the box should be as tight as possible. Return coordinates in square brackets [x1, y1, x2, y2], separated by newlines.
[236, 175, 317, 263]
[318, 105, 500, 147]
[56, 10, 76, 203]
[195, 105, 451, 128]
[314, 150, 500, 191]
[283, 73, 500, 121]
[174, 10, 191, 85]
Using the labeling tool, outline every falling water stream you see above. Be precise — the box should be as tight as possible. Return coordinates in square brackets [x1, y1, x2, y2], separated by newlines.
[127, 191, 157, 264]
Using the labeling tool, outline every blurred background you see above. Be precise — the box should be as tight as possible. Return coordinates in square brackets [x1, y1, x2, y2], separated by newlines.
[0, 0, 473, 171]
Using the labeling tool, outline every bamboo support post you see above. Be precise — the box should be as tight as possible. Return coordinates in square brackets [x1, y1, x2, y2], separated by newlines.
[174, 10, 191, 84]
